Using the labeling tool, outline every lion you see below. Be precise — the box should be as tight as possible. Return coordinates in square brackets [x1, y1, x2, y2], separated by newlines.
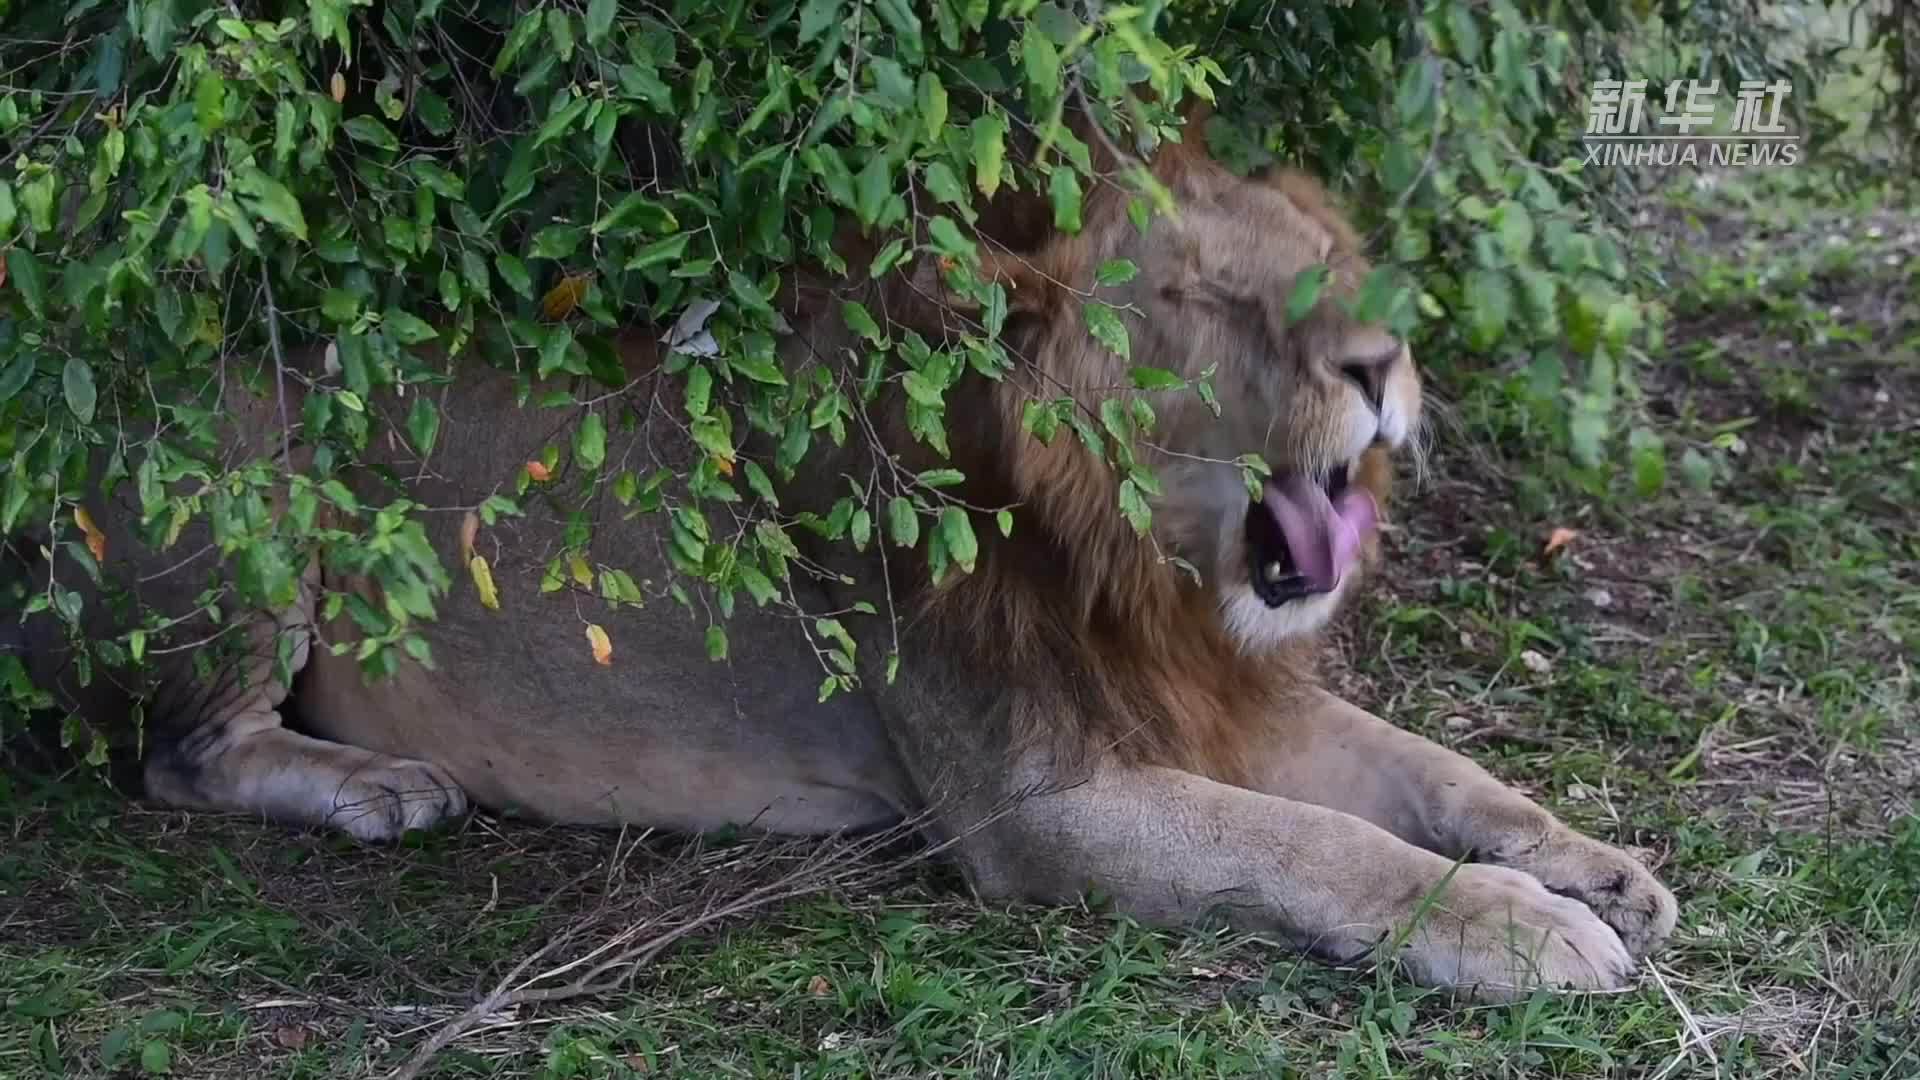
[7, 114, 1675, 1000]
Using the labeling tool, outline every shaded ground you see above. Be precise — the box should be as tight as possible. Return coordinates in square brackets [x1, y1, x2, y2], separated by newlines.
[3, 170, 1917, 1078]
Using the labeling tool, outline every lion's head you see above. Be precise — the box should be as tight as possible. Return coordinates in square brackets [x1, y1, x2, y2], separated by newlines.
[922, 135, 1421, 658]
[838, 118, 1424, 776]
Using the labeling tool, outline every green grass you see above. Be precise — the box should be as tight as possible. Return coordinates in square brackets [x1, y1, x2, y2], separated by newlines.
[5, 172, 1919, 1078]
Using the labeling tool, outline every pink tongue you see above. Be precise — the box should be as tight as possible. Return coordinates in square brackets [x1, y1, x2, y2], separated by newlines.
[1262, 474, 1379, 592]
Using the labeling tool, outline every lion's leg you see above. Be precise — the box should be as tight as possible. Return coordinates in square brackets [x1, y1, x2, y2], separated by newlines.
[140, 562, 467, 842]
[952, 761, 1634, 999]
[1246, 691, 1677, 958]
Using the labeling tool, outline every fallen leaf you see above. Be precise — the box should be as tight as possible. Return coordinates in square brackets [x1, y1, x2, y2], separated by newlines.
[525, 460, 551, 482]
[540, 273, 593, 320]
[73, 506, 107, 562]
[272, 1025, 310, 1050]
[807, 974, 832, 997]
[621, 1055, 651, 1074]
[459, 511, 479, 562]
[586, 623, 612, 666]
[1542, 527, 1578, 558]
[469, 554, 500, 610]
[1519, 648, 1552, 675]
[330, 71, 346, 103]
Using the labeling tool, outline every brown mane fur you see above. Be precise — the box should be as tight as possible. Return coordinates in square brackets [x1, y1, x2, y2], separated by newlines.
[825, 111, 1400, 786]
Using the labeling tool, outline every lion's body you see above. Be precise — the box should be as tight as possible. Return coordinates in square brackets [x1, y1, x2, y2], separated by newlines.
[8, 120, 1677, 999]
[291, 350, 914, 836]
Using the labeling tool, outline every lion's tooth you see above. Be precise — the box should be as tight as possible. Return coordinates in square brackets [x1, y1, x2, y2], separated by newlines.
[1263, 560, 1286, 584]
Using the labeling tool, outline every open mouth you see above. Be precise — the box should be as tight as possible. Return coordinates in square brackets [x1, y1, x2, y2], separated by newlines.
[1245, 462, 1380, 607]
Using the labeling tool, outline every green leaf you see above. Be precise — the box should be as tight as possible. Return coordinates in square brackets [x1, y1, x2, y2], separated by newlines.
[0, 353, 32, 404]
[927, 216, 974, 258]
[342, 116, 400, 152]
[923, 162, 966, 207]
[1021, 24, 1061, 94]
[1084, 302, 1129, 361]
[1129, 366, 1183, 391]
[1095, 259, 1138, 287]
[1680, 447, 1714, 491]
[625, 233, 690, 271]
[6, 250, 47, 318]
[887, 496, 919, 548]
[140, 1038, 171, 1075]
[1464, 269, 1513, 347]
[841, 301, 884, 345]
[1118, 477, 1152, 535]
[1629, 427, 1666, 496]
[1446, 5, 1483, 62]
[917, 468, 965, 488]
[1496, 200, 1535, 260]
[62, 356, 96, 424]
[1049, 167, 1082, 233]
[798, 0, 845, 43]
[970, 113, 1005, 198]
[407, 396, 440, 456]
[585, 0, 617, 43]
[1285, 265, 1328, 324]
[854, 154, 889, 227]
[685, 364, 712, 416]
[496, 254, 534, 299]
[868, 238, 908, 278]
[232, 166, 306, 241]
[939, 506, 977, 573]
[385, 310, 439, 344]
[575, 412, 607, 471]
[593, 193, 678, 235]
[917, 73, 948, 143]
[530, 225, 583, 260]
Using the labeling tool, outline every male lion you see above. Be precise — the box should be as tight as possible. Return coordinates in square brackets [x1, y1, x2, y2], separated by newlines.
[9, 118, 1675, 999]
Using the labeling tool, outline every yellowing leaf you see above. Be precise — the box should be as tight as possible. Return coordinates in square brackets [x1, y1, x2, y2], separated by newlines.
[73, 506, 106, 562]
[586, 623, 613, 666]
[459, 510, 479, 561]
[469, 554, 501, 610]
[525, 460, 551, 482]
[568, 550, 593, 588]
[541, 272, 593, 320]
[330, 71, 346, 103]
[712, 454, 735, 477]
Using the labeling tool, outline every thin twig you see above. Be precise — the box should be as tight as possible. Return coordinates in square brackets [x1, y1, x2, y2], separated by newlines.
[260, 268, 295, 468]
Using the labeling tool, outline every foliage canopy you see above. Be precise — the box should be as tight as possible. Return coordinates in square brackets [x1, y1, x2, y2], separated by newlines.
[0, 0, 1896, 758]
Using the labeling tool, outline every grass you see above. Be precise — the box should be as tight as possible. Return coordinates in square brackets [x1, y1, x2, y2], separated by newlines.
[5, 171, 1919, 1078]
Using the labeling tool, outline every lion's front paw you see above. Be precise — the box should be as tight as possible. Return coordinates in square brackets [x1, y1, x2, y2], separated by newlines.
[322, 756, 469, 841]
[1397, 864, 1635, 1000]
[1496, 831, 1678, 959]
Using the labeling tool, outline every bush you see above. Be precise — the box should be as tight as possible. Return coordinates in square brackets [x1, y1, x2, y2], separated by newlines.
[0, 0, 1896, 757]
